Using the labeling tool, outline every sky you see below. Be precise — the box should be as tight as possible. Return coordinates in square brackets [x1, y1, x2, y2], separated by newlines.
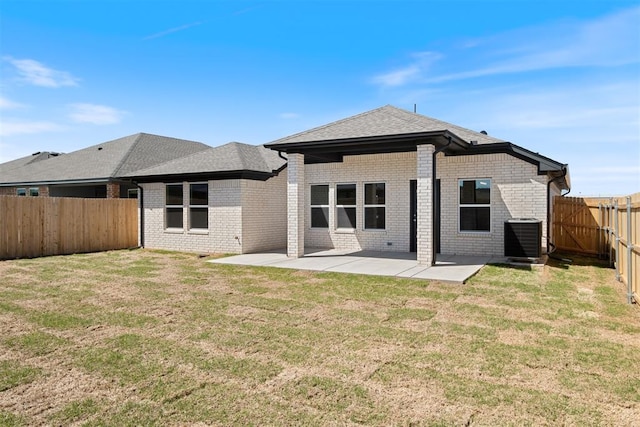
[1, 0, 638, 197]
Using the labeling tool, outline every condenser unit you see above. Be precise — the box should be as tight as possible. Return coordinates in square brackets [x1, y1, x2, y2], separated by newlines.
[504, 219, 542, 258]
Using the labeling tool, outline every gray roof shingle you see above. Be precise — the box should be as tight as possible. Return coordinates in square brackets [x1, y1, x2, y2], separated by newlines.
[123, 141, 286, 178]
[267, 105, 505, 146]
[0, 133, 211, 185]
[0, 151, 63, 174]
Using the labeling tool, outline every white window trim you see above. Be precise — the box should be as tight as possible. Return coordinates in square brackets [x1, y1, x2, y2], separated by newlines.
[310, 184, 330, 229]
[458, 178, 491, 234]
[188, 182, 209, 231]
[363, 182, 386, 231]
[336, 183, 357, 230]
[165, 183, 184, 230]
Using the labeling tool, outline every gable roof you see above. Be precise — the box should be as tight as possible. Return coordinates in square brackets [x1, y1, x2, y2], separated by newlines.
[267, 105, 505, 147]
[0, 133, 211, 186]
[123, 141, 286, 182]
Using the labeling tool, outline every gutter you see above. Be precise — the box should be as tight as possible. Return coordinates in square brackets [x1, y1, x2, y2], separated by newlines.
[546, 165, 570, 255]
[132, 181, 145, 248]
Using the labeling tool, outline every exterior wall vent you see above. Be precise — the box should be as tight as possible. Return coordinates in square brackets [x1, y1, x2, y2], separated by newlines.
[504, 219, 542, 258]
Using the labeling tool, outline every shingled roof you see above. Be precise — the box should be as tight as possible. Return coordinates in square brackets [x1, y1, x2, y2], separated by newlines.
[124, 141, 286, 181]
[267, 105, 505, 146]
[0, 151, 62, 174]
[0, 133, 211, 185]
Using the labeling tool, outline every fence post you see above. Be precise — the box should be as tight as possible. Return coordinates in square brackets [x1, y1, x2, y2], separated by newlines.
[614, 200, 620, 281]
[607, 199, 613, 267]
[598, 202, 602, 259]
[627, 196, 633, 304]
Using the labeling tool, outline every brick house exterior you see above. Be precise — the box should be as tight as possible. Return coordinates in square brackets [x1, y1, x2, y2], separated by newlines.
[266, 105, 570, 264]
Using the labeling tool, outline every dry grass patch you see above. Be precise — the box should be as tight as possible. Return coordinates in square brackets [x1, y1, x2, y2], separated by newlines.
[0, 249, 638, 425]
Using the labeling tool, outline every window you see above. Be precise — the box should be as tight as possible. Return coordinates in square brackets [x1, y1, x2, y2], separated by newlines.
[459, 179, 491, 232]
[310, 185, 329, 228]
[166, 184, 183, 229]
[336, 184, 356, 229]
[16, 188, 26, 196]
[29, 187, 39, 196]
[364, 183, 385, 229]
[189, 183, 208, 230]
[127, 188, 138, 199]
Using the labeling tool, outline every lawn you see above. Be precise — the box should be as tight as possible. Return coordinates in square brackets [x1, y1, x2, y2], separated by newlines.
[0, 249, 638, 426]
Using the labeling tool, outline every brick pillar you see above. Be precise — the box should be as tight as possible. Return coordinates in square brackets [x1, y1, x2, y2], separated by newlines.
[106, 182, 120, 198]
[417, 144, 434, 266]
[39, 186, 50, 197]
[287, 153, 305, 258]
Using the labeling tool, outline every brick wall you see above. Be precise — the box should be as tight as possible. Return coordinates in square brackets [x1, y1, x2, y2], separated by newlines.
[305, 152, 415, 252]
[0, 186, 49, 197]
[140, 174, 286, 254]
[241, 171, 287, 253]
[438, 152, 548, 256]
[304, 151, 548, 256]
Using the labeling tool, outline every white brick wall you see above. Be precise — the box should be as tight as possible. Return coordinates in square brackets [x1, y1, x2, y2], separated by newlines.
[241, 171, 287, 252]
[438, 152, 548, 256]
[304, 151, 549, 257]
[141, 174, 286, 254]
[305, 152, 416, 252]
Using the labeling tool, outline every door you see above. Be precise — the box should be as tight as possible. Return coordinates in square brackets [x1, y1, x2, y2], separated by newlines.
[409, 179, 440, 253]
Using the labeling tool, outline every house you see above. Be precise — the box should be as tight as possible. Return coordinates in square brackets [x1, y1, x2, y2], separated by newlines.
[2, 105, 570, 262]
[264, 105, 570, 264]
[124, 141, 287, 253]
[0, 133, 210, 198]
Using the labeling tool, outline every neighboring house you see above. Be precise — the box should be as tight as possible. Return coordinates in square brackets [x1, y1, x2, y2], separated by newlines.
[124, 141, 287, 254]
[0, 133, 211, 198]
[265, 105, 570, 265]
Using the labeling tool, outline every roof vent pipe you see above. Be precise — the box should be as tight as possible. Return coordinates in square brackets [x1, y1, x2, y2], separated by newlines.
[480, 130, 487, 135]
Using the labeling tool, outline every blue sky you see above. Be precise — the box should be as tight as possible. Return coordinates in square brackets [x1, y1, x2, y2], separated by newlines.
[1, 0, 638, 196]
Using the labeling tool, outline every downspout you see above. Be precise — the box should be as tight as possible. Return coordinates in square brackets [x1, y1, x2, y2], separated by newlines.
[546, 165, 569, 255]
[133, 181, 144, 248]
[432, 136, 453, 265]
[277, 150, 288, 162]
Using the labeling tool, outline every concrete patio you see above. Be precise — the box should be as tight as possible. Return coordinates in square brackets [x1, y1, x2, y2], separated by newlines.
[209, 249, 508, 283]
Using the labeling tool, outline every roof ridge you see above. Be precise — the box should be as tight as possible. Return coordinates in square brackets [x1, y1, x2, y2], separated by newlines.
[270, 105, 391, 144]
[111, 133, 144, 177]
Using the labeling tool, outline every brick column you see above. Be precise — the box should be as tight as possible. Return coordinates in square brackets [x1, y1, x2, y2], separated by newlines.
[106, 182, 120, 198]
[287, 153, 305, 258]
[417, 144, 434, 266]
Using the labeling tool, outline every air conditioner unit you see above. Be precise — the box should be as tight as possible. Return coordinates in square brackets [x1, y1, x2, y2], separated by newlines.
[504, 219, 542, 258]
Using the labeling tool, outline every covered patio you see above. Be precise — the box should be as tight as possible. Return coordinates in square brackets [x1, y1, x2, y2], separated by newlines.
[209, 249, 508, 283]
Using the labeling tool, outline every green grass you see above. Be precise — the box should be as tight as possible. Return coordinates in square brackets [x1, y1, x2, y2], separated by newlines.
[0, 249, 638, 425]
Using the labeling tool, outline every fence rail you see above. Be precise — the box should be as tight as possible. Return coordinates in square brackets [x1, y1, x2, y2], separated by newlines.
[552, 193, 639, 303]
[0, 196, 138, 260]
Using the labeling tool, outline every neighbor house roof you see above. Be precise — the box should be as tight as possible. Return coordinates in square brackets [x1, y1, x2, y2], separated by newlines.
[267, 105, 505, 147]
[0, 133, 211, 186]
[124, 141, 286, 182]
[0, 151, 63, 174]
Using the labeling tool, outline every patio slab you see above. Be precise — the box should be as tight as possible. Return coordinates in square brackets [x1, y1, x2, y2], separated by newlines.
[209, 249, 494, 283]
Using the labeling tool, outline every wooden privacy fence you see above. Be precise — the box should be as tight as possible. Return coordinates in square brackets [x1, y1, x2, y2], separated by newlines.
[552, 193, 639, 303]
[0, 196, 138, 260]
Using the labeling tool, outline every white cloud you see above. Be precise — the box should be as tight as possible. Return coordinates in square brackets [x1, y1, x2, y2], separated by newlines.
[372, 6, 640, 86]
[0, 96, 25, 110]
[371, 51, 442, 87]
[0, 120, 64, 136]
[143, 21, 203, 40]
[4, 56, 79, 88]
[279, 112, 300, 119]
[68, 103, 126, 125]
